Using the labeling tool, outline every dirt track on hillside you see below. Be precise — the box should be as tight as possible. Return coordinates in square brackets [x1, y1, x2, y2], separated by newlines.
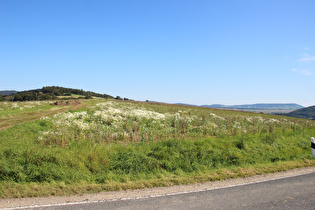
[0, 102, 88, 131]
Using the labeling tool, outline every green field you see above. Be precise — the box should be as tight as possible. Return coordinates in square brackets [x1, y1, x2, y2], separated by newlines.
[56, 94, 83, 98]
[1, 99, 315, 198]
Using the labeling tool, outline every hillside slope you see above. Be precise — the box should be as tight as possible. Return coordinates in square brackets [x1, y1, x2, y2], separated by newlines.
[0, 86, 114, 101]
[1, 99, 315, 199]
[284, 105, 315, 120]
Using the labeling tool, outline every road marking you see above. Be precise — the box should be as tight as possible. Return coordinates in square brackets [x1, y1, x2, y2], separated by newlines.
[2, 171, 314, 210]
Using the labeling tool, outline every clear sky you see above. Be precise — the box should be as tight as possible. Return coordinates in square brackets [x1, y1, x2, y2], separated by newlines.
[0, 0, 314, 106]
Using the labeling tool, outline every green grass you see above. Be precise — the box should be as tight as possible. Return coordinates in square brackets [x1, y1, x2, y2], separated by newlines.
[57, 94, 85, 99]
[1, 100, 315, 198]
[0, 101, 53, 119]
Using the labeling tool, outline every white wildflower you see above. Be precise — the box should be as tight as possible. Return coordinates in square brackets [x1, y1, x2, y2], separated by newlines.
[268, 118, 280, 123]
[11, 103, 19, 108]
[209, 113, 225, 120]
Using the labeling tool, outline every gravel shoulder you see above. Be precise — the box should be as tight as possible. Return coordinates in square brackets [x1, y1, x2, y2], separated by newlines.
[1, 166, 315, 209]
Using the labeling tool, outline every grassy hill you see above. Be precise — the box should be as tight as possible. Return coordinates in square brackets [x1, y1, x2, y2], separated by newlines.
[0, 86, 114, 101]
[283, 106, 315, 120]
[1, 99, 314, 198]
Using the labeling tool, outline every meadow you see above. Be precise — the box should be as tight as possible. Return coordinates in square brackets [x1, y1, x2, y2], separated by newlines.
[1, 99, 315, 198]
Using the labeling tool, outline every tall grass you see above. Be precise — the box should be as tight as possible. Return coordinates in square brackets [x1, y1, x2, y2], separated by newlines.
[37, 100, 313, 145]
[0, 100, 315, 198]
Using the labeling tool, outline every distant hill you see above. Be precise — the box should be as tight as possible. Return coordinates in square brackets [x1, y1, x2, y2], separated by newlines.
[201, 103, 303, 111]
[0, 90, 18, 96]
[0, 86, 114, 101]
[172, 103, 304, 113]
[281, 106, 315, 120]
[175, 103, 198, 106]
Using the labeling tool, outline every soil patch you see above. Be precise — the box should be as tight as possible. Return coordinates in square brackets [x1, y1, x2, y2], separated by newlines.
[51, 100, 81, 106]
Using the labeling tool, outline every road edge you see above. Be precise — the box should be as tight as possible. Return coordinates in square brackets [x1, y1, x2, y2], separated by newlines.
[1, 166, 315, 209]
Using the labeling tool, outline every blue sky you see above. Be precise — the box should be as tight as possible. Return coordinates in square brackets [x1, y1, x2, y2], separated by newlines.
[0, 0, 314, 106]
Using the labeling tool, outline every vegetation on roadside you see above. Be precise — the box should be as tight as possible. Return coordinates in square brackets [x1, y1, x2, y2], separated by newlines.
[0, 100, 315, 198]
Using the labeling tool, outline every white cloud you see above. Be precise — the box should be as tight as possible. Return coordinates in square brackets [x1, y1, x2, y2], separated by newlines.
[301, 70, 312, 75]
[291, 50, 314, 76]
[291, 68, 312, 76]
[298, 55, 315, 62]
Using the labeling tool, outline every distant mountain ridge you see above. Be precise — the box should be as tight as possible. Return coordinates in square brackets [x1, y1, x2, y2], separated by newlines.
[201, 103, 304, 110]
[175, 103, 304, 110]
[173, 103, 305, 114]
[0, 90, 18, 96]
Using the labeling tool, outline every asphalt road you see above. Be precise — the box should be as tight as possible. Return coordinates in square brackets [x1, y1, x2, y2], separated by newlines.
[19, 172, 315, 210]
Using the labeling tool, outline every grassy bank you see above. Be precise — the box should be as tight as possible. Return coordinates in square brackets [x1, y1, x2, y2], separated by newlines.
[1, 100, 315, 198]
